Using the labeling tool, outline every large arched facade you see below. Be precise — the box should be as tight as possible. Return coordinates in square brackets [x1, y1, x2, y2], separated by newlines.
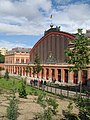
[29, 27, 89, 84]
[30, 28, 74, 64]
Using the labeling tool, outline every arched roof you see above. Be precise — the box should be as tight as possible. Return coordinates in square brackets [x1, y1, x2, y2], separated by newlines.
[30, 31, 75, 56]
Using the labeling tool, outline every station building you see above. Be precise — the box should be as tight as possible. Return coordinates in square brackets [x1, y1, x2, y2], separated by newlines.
[5, 27, 90, 84]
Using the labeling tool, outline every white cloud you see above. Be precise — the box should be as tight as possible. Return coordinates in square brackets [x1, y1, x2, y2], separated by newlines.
[0, 0, 90, 35]
[0, 40, 31, 50]
[54, 0, 71, 4]
[52, 3, 90, 33]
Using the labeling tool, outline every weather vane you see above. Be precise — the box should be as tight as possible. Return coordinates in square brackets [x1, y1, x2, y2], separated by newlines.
[50, 14, 53, 28]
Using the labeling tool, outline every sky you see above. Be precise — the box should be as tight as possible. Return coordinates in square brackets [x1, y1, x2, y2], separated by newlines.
[0, 0, 90, 50]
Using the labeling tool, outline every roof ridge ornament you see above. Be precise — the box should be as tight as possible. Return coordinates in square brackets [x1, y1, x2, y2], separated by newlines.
[50, 14, 54, 28]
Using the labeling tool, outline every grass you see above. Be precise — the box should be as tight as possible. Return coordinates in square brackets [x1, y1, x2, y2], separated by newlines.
[0, 77, 21, 90]
[0, 77, 45, 96]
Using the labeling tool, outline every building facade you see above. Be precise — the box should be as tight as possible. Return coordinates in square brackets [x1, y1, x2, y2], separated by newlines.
[5, 27, 90, 85]
[0, 48, 8, 55]
[5, 47, 31, 76]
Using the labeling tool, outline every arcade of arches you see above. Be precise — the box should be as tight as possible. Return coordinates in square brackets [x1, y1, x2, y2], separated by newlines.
[5, 64, 90, 84]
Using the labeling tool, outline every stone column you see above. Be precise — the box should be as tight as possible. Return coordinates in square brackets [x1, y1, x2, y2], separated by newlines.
[16, 67, 18, 75]
[24, 58, 26, 63]
[78, 70, 82, 83]
[38, 71, 41, 79]
[19, 57, 21, 63]
[31, 67, 33, 77]
[49, 68, 52, 80]
[9, 66, 11, 73]
[43, 68, 46, 79]
[21, 67, 23, 76]
[68, 71, 74, 83]
[61, 68, 64, 82]
[55, 68, 58, 81]
[87, 68, 90, 79]
[14, 66, 15, 74]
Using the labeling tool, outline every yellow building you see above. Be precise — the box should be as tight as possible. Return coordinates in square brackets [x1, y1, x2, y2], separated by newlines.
[0, 48, 8, 55]
[5, 47, 31, 75]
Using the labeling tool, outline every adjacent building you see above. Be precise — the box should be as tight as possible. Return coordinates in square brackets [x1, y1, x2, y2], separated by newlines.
[5, 47, 31, 75]
[0, 48, 8, 55]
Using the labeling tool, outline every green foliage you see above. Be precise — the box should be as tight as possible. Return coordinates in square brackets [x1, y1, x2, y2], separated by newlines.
[65, 29, 90, 71]
[62, 101, 77, 120]
[0, 77, 21, 90]
[25, 64, 31, 74]
[36, 93, 58, 120]
[37, 93, 47, 108]
[0, 54, 5, 63]
[76, 96, 90, 120]
[33, 90, 38, 96]
[47, 97, 58, 114]
[33, 54, 42, 74]
[18, 79, 27, 98]
[4, 69, 9, 80]
[0, 77, 43, 95]
[34, 107, 53, 120]
[7, 93, 18, 120]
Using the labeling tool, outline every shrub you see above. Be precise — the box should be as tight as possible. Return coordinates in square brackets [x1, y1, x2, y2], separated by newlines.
[76, 96, 90, 120]
[34, 107, 52, 120]
[4, 69, 9, 80]
[18, 79, 27, 98]
[36, 93, 59, 120]
[7, 94, 18, 120]
[47, 98, 58, 114]
[62, 101, 77, 120]
[37, 93, 46, 108]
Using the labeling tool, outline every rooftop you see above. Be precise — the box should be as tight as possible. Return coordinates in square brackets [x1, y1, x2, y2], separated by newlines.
[6, 47, 31, 54]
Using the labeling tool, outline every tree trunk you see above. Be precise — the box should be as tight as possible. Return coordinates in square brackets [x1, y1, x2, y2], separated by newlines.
[78, 70, 82, 97]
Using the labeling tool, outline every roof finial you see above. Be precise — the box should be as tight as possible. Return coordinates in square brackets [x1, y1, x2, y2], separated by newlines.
[50, 14, 53, 28]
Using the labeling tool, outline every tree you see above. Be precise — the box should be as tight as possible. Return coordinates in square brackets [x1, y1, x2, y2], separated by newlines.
[33, 54, 42, 77]
[65, 29, 90, 96]
[25, 64, 31, 76]
[4, 69, 9, 80]
[18, 78, 27, 98]
[7, 89, 18, 120]
[76, 96, 90, 120]
[0, 54, 5, 63]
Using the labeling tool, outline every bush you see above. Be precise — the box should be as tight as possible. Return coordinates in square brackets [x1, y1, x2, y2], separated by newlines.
[76, 96, 90, 120]
[4, 69, 9, 80]
[47, 98, 58, 114]
[36, 93, 59, 120]
[18, 79, 27, 98]
[34, 107, 52, 120]
[7, 94, 18, 120]
[37, 93, 46, 108]
[62, 101, 77, 120]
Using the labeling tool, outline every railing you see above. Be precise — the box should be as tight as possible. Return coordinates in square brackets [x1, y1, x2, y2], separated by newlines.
[30, 84, 90, 99]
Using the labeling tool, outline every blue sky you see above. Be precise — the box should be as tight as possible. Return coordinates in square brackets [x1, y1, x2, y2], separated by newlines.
[0, 0, 90, 50]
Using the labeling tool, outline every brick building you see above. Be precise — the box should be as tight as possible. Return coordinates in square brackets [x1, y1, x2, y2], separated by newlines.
[5, 27, 90, 84]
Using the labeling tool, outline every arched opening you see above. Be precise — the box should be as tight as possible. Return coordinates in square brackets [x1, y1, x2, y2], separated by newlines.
[64, 69, 68, 83]
[58, 69, 61, 82]
[73, 71, 78, 84]
[82, 70, 87, 85]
